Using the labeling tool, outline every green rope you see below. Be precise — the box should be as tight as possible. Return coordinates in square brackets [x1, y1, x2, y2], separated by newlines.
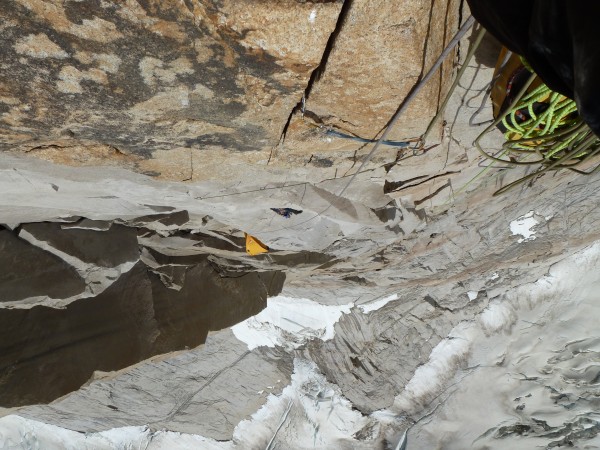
[472, 68, 600, 196]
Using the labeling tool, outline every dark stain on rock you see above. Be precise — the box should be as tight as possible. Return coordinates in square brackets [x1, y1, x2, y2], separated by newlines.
[185, 129, 266, 152]
[0, 217, 286, 407]
[310, 156, 334, 167]
[63, 0, 105, 24]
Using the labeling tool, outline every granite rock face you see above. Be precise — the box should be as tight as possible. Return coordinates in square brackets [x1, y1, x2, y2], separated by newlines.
[1, 0, 461, 179]
[300, 0, 461, 140]
[0, 0, 342, 177]
[4, 3, 600, 450]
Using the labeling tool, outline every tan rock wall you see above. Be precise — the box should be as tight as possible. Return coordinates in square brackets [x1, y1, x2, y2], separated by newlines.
[0, 0, 461, 178]
[0, 0, 342, 167]
[301, 0, 461, 141]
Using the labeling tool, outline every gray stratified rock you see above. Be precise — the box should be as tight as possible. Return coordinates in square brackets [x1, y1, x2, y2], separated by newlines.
[0, 262, 154, 406]
[0, 228, 85, 303]
[304, 298, 448, 413]
[21, 221, 139, 267]
[18, 330, 293, 441]
[0, 217, 286, 407]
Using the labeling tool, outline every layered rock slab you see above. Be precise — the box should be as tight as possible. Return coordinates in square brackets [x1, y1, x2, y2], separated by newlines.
[16, 330, 294, 441]
[0, 218, 286, 407]
[0, 228, 85, 303]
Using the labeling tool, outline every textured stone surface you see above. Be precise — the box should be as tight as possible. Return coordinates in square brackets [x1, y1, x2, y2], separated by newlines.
[0, 216, 285, 407]
[5, 5, 600, 450]
[17, 330, 294, 441]
[0, 229, 85, 303]
[0, 0, 463, 180]
[287, 0, 461, 147]
[0, 0, 342, 177]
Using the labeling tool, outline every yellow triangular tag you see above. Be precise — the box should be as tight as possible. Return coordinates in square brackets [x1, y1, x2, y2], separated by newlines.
[245, 233, 269, 256]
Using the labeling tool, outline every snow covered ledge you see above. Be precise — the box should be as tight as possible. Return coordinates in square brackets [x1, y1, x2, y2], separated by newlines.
[4, 241, 600, 448]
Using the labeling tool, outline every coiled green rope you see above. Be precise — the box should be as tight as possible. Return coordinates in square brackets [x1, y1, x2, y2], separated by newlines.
[475, 70, 600, 195]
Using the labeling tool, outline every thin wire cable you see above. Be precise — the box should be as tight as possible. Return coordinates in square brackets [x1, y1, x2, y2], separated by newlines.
[253, 16, 476, 235]
[337, 15, 476, 198]
[421, 23, 485, 143]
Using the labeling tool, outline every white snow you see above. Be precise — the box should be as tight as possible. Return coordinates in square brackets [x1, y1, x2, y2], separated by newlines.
[479, 300, 516, 333]
[233, 293, 403, 351]
[390, 241, 600, 418]
[0, 415, 233, 449]
[467, 291, 478, 301]
[232, 358, 369, 447]
[308, 9, 317, 23]
[0, 360, 372, 449]
[358, 293, 399, 313]
[0, 416, 151, 450]
[509, 210, 539, 243]
[392, 321, 476, 414]
[409, 244, 600, 448]
[232, 296, 353, 350]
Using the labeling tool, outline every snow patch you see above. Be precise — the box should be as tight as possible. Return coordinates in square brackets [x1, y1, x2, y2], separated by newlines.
[358, 293, 399, 313]
[0, 415, 233, 449]
[232, 296, 352, 350]
[390, 242, 600, 419]
[0, 361, 374, 450]
[233, 358, 370, 448]
[467, 291, 478, 301]
[392, 322, 476, 414]
[510, 210, 539, 243]
[0, 416, 152, 449]
[479, 300, 516, 332]
[309, 9, 317, 23]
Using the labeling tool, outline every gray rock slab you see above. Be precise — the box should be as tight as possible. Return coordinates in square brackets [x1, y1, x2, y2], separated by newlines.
[0, 229, 85, 303]
[18, 330, 293, 441]
[20, 222, 139, 268]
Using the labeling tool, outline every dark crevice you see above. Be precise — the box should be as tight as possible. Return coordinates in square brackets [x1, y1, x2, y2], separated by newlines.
[422, 0, 436, 71]
[304, 0, 353, 96]
[457, 0, 466, 62]
[414, 179, 452, 206]
[424, 294, 453, 312]
[278, 0, 353, 144]
[434, 0, 453, 113]
[384, 171, 459, 194]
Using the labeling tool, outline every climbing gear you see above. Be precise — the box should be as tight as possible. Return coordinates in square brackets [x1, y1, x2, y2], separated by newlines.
[467, 1, 600, 137]
[464, 43, 598, 195]
[270, 208, 303, 218]
[249, 16, 476, 236]
[323, 128, 412, 148]
[245, 233, 269, 256]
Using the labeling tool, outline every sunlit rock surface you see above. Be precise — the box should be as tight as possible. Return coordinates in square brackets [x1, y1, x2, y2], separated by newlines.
[2, 2, 600, 450]
[1, 0, 460, 179]
[0, 0, 341, 162]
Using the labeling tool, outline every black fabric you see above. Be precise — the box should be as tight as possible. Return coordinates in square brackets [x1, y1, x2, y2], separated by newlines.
[467, 1, 600, 136]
